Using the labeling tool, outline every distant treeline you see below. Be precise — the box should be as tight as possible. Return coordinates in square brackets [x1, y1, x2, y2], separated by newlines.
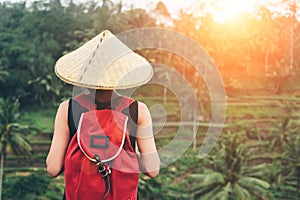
[0, 0, 299, 106]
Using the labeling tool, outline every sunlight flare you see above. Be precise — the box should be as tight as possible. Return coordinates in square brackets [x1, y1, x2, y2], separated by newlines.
[212, 0, 259, 23]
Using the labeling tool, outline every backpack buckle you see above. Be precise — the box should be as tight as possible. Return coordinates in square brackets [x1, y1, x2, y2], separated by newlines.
[95, 154, 110, 177]
[94, 154, 110, 199]
[98, 164, 106, 173]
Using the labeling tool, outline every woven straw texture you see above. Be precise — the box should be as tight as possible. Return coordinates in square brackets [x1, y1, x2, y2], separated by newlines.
[55, 30, 153, 90]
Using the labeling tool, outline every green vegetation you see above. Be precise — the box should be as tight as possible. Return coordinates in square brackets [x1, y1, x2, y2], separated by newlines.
[2, 170, 65, 200]
[20, 106, 56, 132]
[5, 96, 298, 200]
[191, 134, 274, 200]
[0, 98, 34, 200]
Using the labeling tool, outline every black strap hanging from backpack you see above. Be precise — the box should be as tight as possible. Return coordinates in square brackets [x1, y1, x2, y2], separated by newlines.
[95, 154, 110, 199]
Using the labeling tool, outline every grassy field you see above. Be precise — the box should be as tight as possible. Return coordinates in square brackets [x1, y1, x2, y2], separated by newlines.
[20, 106, 56, 132]
[15, 94, 300, 163]
[7, 93, 300, 199]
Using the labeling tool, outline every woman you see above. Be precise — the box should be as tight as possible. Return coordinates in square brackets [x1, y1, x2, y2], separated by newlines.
[46, 30, 160, 200]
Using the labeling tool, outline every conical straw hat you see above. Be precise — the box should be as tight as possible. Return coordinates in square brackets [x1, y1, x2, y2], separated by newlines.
[54, 30, 153, 90]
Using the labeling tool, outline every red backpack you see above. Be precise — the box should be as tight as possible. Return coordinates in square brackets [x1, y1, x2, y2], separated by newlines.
[64, 94, 140, 200]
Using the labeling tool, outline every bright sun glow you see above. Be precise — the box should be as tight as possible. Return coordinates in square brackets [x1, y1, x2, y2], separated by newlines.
[212, 0, 259, 23]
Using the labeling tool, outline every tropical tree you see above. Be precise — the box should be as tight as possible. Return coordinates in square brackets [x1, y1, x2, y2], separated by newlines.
[272, 0, 300, 70]
[3, 172, 49, 200]
[267, 101, 299, 152]
[125, 8, 157, 28]
[279, 134, 300, 199]
[0, 98, 32, 200]
[255, 3, 300, 93]
[190, 133, 274, 200]
[255, 6, 279, 76]
[0, 0, 91, 105]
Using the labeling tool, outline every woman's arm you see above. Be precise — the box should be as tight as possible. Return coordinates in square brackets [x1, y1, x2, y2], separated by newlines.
[136, 102, 160, 178]
[46, 100, 70, 177]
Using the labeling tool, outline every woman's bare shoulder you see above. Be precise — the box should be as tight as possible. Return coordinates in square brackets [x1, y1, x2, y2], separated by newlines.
[55, 100, 69, 119]
[58, 99, 69, 110]
[137, 101, 151, 126]
[137, 101, 148, 110]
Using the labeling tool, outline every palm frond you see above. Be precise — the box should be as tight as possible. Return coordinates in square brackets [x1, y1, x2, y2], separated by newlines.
[190, 171, 224, 188]
[0, 98, 20, 124]
[232, 183, 251, 200]
[193, 184, 223, 200]
[0, 121, 33, 157]
[239, 177, 270, 189]
[7, 123, 32, 135]
[239, 177, 274, 200]
[10, 133, 32, 157]
[211, 182, 232, 200]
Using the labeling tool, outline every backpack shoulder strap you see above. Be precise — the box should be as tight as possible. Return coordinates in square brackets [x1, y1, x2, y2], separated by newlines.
[115, 96, 134, 112]
[68, 97, 89, 139]
[73, 94, 96, 111]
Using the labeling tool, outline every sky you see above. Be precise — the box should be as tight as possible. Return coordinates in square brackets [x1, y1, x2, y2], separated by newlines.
[0, 0, 261, 19]
[0, 0, 194, 14]
[0, 0, 298, 22]
[0, 0, 195, 20]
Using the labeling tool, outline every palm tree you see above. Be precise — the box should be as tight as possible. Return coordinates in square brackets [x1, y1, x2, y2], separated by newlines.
[255, 6, 280, 77]
[191, 133, 274, 200]
[267, 101, 299, 152]
[0, 98, 32, 200]
[279, 134, 300, 199]
[274, 0, 300, 71]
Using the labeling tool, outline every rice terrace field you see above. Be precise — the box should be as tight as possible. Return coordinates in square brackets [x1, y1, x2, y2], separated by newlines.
[4, 89, 300, 200]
